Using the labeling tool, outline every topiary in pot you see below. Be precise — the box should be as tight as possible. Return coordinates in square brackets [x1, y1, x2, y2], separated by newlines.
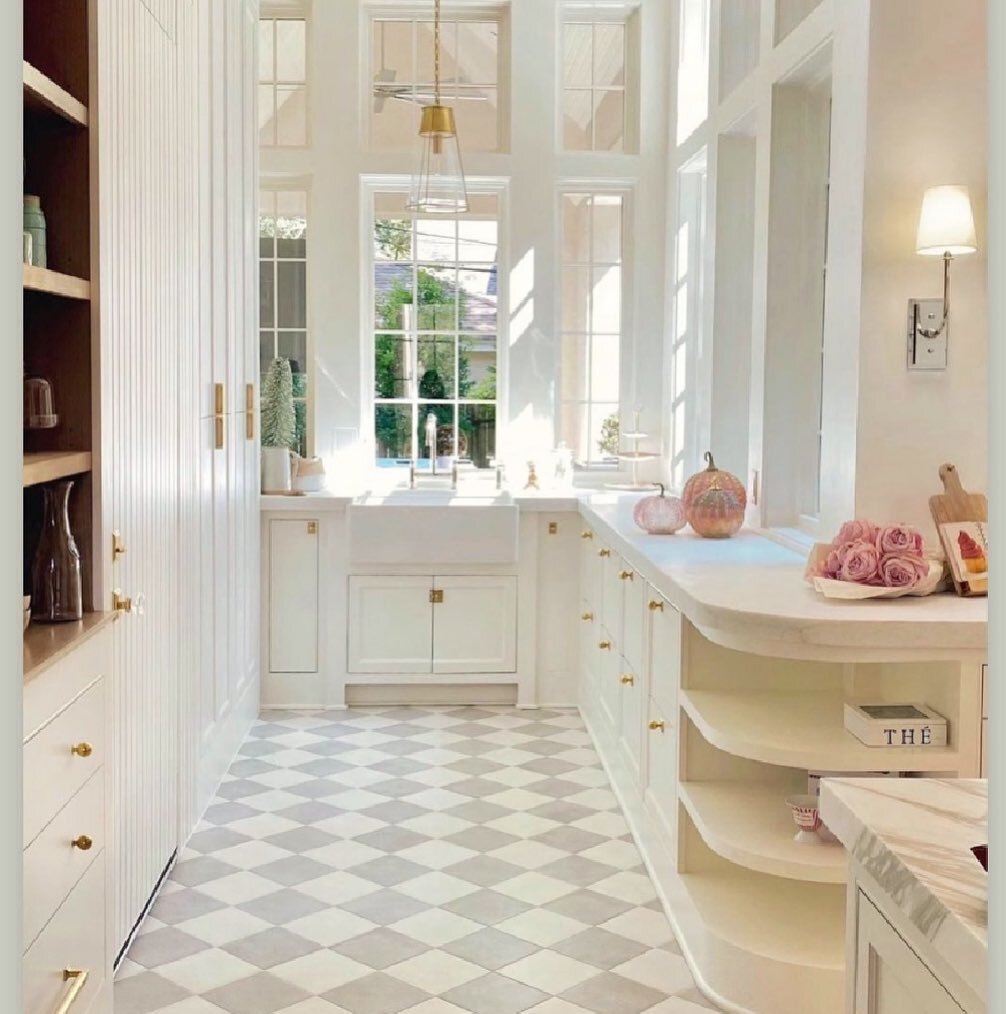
[260, 357, 296, 492]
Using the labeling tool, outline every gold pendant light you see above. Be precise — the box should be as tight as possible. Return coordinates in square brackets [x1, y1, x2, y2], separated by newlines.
[407, 0, 469, 213]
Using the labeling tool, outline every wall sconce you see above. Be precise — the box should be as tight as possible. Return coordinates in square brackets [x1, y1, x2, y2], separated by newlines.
[908, 185, 977, 371]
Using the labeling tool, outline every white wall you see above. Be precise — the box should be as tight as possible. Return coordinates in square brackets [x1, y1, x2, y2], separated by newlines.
[262, 0, 672, 480]
[853, 0, 987, 542]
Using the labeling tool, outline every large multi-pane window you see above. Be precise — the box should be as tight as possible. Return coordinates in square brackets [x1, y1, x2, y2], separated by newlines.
[561, 8, 636, 152]
[370, 13, 504, 152]
[259, 189, 309, 457]
[372, 191, 499, 469]
[259, 16, 307, 147]
[559, 191, 625, 465]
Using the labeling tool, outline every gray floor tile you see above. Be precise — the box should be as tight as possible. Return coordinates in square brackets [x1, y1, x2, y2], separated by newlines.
[441, 888, 532, 926]
[332, 927, 429, 969]
[126, 926, 210, 968]
[551, 928, 650, 970]
[442, 926, 539, 970]
[113, 971, 191, 1014]
[222, 927, 319, 969]
[560, 972, 667, 1013]
[323, 971, 430, 1013]
[204, 971, 311, 1014]
[441, 971, 549, 1014]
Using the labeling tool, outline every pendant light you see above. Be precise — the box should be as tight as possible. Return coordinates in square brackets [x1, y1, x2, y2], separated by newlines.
[407, 0, 469, 214]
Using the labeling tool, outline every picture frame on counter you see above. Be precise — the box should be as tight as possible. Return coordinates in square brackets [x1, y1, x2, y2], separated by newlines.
[843, 702, 948, 747]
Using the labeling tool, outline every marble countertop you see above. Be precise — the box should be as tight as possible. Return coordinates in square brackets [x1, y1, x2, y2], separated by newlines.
[821, 777, 987, 992]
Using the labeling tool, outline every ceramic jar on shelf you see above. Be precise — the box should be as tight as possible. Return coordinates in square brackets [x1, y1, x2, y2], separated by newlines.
[23, 194, 47, 268]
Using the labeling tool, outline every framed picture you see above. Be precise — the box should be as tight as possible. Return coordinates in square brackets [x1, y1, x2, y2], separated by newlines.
[939, 520, 988, 596]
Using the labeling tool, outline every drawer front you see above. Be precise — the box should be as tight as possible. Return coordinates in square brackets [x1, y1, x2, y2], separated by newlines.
[644, 695, 678, 860]
[24, 854, 106, 1014]
[24, 629, 111, 739]
[24, 772, 104, 949]
[24, 681, 105, 848]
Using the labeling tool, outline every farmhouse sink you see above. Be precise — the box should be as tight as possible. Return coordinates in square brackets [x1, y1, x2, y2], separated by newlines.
[348, 488, 519, 564]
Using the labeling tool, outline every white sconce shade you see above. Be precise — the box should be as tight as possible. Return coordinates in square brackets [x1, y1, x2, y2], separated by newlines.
[915, 185, 977, 256]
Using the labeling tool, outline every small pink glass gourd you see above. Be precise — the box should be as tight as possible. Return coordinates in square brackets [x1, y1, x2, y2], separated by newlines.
[632, 483, 686, 534]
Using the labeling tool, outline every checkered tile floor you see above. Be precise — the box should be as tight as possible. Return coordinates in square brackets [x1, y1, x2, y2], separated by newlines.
[115, 707, 716, 1013]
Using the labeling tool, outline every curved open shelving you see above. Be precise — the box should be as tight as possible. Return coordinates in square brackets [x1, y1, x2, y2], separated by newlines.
[680, 688, 961, 772]
[679, 781, 847, 884]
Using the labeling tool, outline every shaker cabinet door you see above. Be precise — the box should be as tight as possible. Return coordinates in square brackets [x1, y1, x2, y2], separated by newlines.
[433, 576, 517, 674]
[269, 519, 320, 674]
[348, 577, 434, 674]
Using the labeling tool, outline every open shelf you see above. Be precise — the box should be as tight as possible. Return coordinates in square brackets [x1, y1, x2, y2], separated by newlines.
[23, 60, 88, 127]
[23, 265, 91, 301]
[681, 688, 961, 772]
[679, 781, 847, 884]
[23, 451, 92, 487]
[24, 611, 114, 684]
[680, 868, 846, 972]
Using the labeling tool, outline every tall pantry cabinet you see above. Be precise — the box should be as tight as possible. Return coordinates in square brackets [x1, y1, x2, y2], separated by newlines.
[21, 0, 261, 1002]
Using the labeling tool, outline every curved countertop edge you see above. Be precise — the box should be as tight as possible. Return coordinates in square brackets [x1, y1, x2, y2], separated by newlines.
[820, 777, 987, 1000]
[261, 489, 988, 660]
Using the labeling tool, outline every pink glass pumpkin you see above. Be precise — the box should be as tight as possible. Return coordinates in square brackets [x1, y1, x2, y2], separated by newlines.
[682, 451, 747, 514]
[687, 480, 744, 538]
[633, 483, 686, 534]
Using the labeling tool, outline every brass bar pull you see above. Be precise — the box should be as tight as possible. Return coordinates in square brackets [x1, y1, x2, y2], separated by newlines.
[214, 383, 225, 449]
[246, 383, 255, 440]
[598, 548, 611, 558]
[70, 743, 93, 758]
[648, 600, 665, 612]
[620, 674, 634, 686]
[55, 969, 89, 1014]
[649, 719, 665, 732]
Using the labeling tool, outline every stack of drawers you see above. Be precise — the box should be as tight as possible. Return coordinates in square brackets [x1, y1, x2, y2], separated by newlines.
[22, 629, 112, 1014]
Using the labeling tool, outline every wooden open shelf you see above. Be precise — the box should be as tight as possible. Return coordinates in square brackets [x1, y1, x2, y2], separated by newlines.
[24, 611, 114, 684]
[679, 781, 847, 884]
[23, 60, 88, 127]
[681, 688, 962, 772]
[23, 264, 91, 300]
[23, 451, 92, 487]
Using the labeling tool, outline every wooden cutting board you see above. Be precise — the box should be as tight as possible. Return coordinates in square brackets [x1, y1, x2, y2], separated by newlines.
[929, 463, 988, 596]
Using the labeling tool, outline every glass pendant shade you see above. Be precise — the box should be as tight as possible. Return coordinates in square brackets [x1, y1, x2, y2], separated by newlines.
[407, 105, 469, 214]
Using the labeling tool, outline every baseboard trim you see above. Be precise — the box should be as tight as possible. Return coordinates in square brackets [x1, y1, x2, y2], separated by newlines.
[345, 683, 518, 707]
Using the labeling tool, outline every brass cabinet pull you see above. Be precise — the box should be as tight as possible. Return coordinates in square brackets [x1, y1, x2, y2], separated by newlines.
[307, 521, 318, 535]
[649, 719, 666, 732]
[71, 835, 93, 851]
[430, 589, 444, 604]
[581, 612, 594, 621]
[648, 600, 665, 612]
[70, 743, 93, 758]
[214, 383, 225, 449]
[598, 548, 611, 558]
[111, 531, 126, 560]
[619, 570, 634, 581]
[581, 531, 593, 540]
[55, 969, 89, 1014]
[548, 521, 558, 534]
[246, 383, 255, 440]
[620, 674, 634, 686]
[598, 640, 612, 650]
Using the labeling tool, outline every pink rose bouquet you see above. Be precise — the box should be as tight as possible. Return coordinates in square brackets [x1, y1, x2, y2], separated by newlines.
[813, 519, 929, 590]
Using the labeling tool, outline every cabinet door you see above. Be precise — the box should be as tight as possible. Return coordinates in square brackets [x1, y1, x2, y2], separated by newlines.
[348, 577, 434, 674]
[269, 520, 320, 673]
[618, 664, 644, 785]
[621, 568, 646, 677]
[649, 594, 682, 718]
[597, 625, 623, 734]
[433, 576, 517, 674]
[644, 695, 678, 861]
[580, 530, 603, 611]
[854, 892, 964, 1014]
[600, 551, 626, 646]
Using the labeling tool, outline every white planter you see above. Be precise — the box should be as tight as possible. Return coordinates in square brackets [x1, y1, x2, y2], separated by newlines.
[261, 447, 292, 493]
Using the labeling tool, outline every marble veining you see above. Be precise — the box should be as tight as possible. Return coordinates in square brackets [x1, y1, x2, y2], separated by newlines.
[820, 777, 986, 988]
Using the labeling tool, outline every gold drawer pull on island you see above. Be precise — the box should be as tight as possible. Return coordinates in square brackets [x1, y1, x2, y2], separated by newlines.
[55, 968, 89, 1014]
[619, 570, 634, 581]
[71, 835, 93, 851]
[598, 640, 612, 650]
[70, 742, 93, 758]
[598, 548, 611, 557]
[620, 674, 634, 686]
[648, 599, 665, 612]
[649, 719, 665, 732]
[581, 531, 593, 540]
[581, 612, 594, 621]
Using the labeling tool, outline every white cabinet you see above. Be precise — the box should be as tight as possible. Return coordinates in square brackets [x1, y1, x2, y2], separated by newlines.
[348, 577, 434, 674]
[644, 694, 678, 852]
[348, 575, 517, 676]
[434, 576, 518, 674]
[268, 520, 320, 673]
[854, 892, 964, 1014]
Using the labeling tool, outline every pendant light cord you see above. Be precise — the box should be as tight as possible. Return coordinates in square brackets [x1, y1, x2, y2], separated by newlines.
[434, 0, 441, 105]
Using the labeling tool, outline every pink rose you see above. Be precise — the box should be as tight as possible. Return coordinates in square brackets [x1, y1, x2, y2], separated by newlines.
[875, 524, 924, 556]
[879, 553, 929, 589]
[822, 546, 845, 579]
[837, 539, 881, 584]
[833, 520, 879, 547]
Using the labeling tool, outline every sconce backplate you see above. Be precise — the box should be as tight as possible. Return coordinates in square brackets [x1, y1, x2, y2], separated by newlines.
[907, 299, 948, 371]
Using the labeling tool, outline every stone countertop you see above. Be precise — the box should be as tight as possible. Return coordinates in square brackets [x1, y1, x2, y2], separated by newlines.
[820, 777, 987, 995]
[260, 488, 582, 513]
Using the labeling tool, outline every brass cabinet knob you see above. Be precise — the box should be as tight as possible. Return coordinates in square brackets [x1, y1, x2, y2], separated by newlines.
[620, 674, 634, 686]
[70, 743, 93, 758]
[581, 612, 594, 621]
[649, 719, 666, 732]
[619, 570, 634, 581]
[71, 835, 93, 851]
[648, 600, 665, 612]
[598, 548, 611, 558]
[598, 640, 612, 650]
[581, 531, 593, 540]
